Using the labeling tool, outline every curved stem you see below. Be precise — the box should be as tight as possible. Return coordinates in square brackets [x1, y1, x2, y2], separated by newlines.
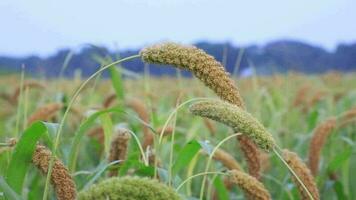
[42, 54, 140, 200]
[176, 171, 226, 192]
[273, 146, 315, 200]
[199, 133, 242, 200]
[157, 97, 212, 145]
[153, 97, 214, 178]
[127, 129, 149, 166]
[262, 174, 295, 200]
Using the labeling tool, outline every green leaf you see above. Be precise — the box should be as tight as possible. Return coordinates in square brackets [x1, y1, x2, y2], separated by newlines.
[99, 113, 113, 156]
[172, 140, 201, 175]
[213, 176, 229, 200]
[0, 176, 22, 200]
[108, 66, 125, 101]
[333, 181, 347, 200]
[92, 54, 125, 102]
[82, 160, 121, 190]
[6, 122, 54, 194]
[118, 152, 141, 176]
[307, 110, 319, 131]
[68, 107, 124, 172]
[135, 165, 155, 177]
[157, 168, 182, 188]
[327, 146, 352, 172]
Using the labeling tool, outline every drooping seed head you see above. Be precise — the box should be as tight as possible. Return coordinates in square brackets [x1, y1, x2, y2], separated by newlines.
[228, 170, 271, 200]
[238, 135, 261, 179]
[140, 42, 262, 178]
[78, 176, 182, 200]
[283, 149, 320, 200]
[189, 100, 275, 151]
[210, 148, 242, 171]
[336, 107, 356, 128]
[32, 145, 76, 200]
[308, 118, 336, 176]
[140, 42, 245, 108]
[108, 128, 131, 177]
[28, 103, 63, 125]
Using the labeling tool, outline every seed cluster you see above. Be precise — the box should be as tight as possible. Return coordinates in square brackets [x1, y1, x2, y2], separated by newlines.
[78, 176, 182, 200]
[284, 149, 320, 200]
[205, 148, 242, 171]
[308, 118, 336, 176]
[228, 170, 271, 200]
[238, 135, 262, 179]
[141, 42, 261, 179]
[28, 103, 63, 125]
[140, 42, 245, 108]
[32, 145, 76, 200]
[108, 128, 131, 177]
[189, 100, 275, 151]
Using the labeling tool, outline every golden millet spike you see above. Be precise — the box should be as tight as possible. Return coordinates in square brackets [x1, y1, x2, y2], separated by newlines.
[228, 170, 271, 200]
[200, 148, 242, 171]
[141, 42, 260, 178]
[32, 145, 76, 200]
[140, 42, 245, 108]
[189, 100, 275, 151]
[283, 149, 320, 200]
[308, 117, 336, 176]
[108, 128, 131, 177]
[238, 135, 262, 179]
[28, 103, 63, 125]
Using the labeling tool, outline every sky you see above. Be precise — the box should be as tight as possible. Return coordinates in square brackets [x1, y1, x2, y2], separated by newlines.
[0, 0, 355, 56]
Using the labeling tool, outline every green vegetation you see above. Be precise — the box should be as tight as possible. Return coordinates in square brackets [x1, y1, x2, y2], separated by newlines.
[0, 43, 355, 200]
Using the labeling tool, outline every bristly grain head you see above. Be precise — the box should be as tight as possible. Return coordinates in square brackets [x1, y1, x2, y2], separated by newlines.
[108, 128, 131, 177]
[140, 42, 262, 179]
[189, 100, 275, 151]
[337, 107, 356, 127]
[140, 42, 245, 108]
[283, 149, 320, 200]
[32, 145, 76, 200]
[78, 176, 182, 200]
[308, 117, 336, 176]
[238, 135, 261, 179]
[228, 170, 271, 200]
[28, 103, 63, 125]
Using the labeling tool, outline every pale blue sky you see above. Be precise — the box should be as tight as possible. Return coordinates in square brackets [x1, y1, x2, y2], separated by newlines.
[0, 0, 355, 56]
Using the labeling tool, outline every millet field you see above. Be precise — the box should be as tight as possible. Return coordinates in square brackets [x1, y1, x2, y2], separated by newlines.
[0, 43, 355, 200]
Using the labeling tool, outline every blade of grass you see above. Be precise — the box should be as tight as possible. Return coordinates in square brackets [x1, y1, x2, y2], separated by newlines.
[44, 55, 140, 200]
[172, 140, 201, 176]
[0, 176, 22, 200]
[99, 113, 113, 157]
[212, 176, 229, 200]
[6, 122, 54, 194]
